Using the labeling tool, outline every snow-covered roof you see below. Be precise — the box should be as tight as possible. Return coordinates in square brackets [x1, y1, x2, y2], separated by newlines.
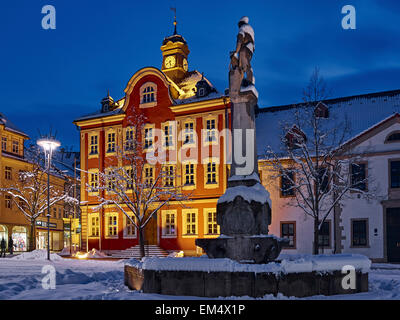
[74, 107, 123, 122]
[0, 112, 29, 138]
[256, 89, 400, 157]
[175, 70, 217, 100]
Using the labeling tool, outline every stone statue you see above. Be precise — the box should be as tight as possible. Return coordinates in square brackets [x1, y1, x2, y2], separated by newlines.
[196, 16, 289, 264]
[229, 16, 255, 96]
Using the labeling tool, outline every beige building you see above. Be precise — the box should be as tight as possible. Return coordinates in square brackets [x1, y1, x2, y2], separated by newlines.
[0, 113, 69, 252]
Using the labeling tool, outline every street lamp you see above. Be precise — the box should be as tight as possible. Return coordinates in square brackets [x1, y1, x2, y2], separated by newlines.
[37, 137, 60, 260]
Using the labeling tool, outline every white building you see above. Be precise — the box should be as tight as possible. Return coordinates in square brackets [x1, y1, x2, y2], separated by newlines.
[257, 89, 400, 262]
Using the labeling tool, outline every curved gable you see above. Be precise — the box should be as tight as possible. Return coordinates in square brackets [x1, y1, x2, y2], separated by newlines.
[122, 67, 174, 112]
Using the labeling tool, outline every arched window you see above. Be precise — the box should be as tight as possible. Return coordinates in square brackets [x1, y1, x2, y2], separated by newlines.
[140, 82, 157, 107]
[385, 132, 400, 143]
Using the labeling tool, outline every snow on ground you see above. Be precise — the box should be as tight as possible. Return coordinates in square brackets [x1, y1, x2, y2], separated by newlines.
[0, 253, 399, 300]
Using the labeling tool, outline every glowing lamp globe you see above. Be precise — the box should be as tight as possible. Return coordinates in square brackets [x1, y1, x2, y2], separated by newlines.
[37, 138, 61, 152]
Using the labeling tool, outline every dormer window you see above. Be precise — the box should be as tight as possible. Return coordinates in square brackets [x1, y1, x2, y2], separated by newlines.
[140, 83, 157, 108]
[198, 88, 205, 97]
[386, 132, 400, 143]
[314, 102, 329, 119]
[285, 125, 307, 149]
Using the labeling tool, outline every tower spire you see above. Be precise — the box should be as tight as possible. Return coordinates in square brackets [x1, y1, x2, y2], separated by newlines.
[170, 7, 177, 35]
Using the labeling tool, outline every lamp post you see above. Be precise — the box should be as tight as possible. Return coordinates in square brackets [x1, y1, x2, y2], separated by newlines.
[37, 137, 60, 260]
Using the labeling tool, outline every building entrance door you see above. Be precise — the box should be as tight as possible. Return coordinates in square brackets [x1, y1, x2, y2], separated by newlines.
[387, 208, 400, 262]
[144, 213, 158, 245]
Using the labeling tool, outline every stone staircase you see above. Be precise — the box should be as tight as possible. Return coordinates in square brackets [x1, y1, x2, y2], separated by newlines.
[110, 245, 169, 259]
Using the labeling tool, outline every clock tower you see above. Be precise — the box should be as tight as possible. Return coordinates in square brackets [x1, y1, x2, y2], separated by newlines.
[161, 17, 190, 83]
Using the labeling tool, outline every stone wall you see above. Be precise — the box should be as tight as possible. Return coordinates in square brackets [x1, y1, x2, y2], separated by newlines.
[125, 265, 368, 298]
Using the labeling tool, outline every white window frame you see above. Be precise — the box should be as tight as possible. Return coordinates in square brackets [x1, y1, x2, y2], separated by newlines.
[162, 121, 176, 150]
[139, 82, 157, 108]
[143, 124, 155, 151]
[182, 209, 198, 238]
[182, 120, 196, 148]
[88, 169, 99, 195]
[204, 208, 220, 236]
[89, 134, 99, 157]
[203, 116, 218, 146]
[105, 212, 118, 239]
[161, 210, 177, 238]
[88, 213, 100, 238]
[106, 130, 116, 154]
[123, 214, 137, 239]
[124, 127, 135, 152]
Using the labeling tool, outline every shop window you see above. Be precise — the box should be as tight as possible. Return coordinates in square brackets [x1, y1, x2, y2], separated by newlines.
[12, 226, 27, 252]
[0, 225, 8, 244]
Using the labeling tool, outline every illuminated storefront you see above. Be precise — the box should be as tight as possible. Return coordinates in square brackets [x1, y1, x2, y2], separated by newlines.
[12, 226, 27, 251]
[63, 217, 81, 250]
[35, 219, 64, 251]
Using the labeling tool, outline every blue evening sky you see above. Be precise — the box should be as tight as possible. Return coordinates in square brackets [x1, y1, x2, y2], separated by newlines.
[1, 0, 399, 149]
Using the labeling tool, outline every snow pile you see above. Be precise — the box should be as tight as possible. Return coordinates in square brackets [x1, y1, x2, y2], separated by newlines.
[167, 251, 185, 258]
[12, 250, 63, 261]
[86, 248, 108, 259]
[126, 254, 371, 274]
[218, 182, 271, 206]
[58, 247, 79, 256]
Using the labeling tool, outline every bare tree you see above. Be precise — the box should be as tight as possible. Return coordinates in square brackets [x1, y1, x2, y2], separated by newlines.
[0, 147, 75, 251]
[266, 68, 377, 254]
[90, 113, 189, 259]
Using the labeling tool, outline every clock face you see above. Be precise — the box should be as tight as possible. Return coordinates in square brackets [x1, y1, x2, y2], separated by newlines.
[165, 56, 176, 69]
[183, 58, 188, 71]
